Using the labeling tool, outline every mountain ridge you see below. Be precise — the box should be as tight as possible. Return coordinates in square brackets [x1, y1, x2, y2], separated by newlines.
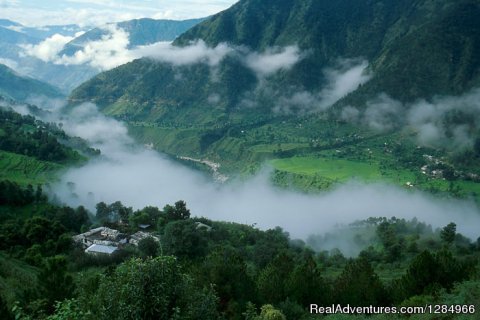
[0, 64, 64, 102]
[67, 0, 480, 196]
[60, 17, 206, 56]
[0, 18, 205, 93]
[70, 0, 480, 116]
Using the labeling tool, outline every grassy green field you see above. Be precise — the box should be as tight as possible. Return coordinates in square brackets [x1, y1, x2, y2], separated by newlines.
[269, 156, 416, 185]
[271, 157, 382, 180]
[0, 150, 62, 185]
[269, 155, 480, 201]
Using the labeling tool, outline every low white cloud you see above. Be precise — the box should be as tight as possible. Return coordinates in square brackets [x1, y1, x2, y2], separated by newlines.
[21, 33, 76, 62]
[364, 93, 404, 131]
[56, 37, 233, 70]
[272, 59, 371, 114]
[207, 93, 221, 104]
[340, 105, 360, 122]
[56, 25, 131, 70]
[138, 40, 233, 67]
[8, 98, 480, 246]
[0, 58, 19, 70]
[274, 91, 318, 114]
[21, 24, 304, 74]
[318, 59, 371, 109]
[406, 89, 480, 149]
[4, 24, 24, 32]
[352, 88, 480, 149]
[48, 103, 480, 241]
[245, 45, 302, 77]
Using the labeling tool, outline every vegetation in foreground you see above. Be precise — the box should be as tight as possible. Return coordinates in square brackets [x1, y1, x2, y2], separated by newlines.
[0, 181, 479, 319]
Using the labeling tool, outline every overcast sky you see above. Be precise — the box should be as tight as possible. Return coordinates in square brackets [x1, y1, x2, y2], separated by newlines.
[0, 0, 238, 26]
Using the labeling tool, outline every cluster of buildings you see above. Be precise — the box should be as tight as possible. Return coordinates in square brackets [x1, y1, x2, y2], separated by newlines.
[73, 226, 159, 256]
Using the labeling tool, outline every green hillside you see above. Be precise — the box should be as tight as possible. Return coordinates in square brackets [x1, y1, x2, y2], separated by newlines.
[0, 64, 64, 102]
[0, 104, 98, 185]
[72, 0, 480, 109]
[69, 0, 480, 198]
[0, 150, 62, 185]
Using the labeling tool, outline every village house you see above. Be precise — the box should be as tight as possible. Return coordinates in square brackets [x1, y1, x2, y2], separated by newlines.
[73, 226, 125, 249]
[84, 244, 118, 256]
[129, 231, 160, 246]
[73, 226, 160, 255]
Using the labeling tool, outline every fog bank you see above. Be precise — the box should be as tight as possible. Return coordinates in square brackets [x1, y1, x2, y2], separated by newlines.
[25, 102, 478, 241]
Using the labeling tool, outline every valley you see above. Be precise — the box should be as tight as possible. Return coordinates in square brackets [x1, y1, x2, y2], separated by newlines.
[126, 116, 480, 201]
[0, 0, 480, 319]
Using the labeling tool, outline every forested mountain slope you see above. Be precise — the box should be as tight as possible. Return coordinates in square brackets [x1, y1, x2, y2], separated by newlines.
[0, 97, 98, 184]
[71, 0, 480, 114]
[69, 0, 480, 198]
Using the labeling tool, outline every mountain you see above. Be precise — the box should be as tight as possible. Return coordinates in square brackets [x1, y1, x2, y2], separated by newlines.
[0, 19, 21, 27]
[0, 64, 64, 102]
[21, 24, 84, 39]
[0, 21, 92, 93]
[68, 0, 480, 198]
[0, 25, 38, 44]
[0, 18, 204, 93]
[0, 20, 83, 42]
[71, 0, 480, 116]
[60, 18, 205, 56]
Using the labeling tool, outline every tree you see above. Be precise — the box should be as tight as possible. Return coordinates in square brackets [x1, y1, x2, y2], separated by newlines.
[142, 206, 162, 225]
[376, 221, 402, 262]
[395, 250, 438, 301]
[285, 254, 330, 306]
[201, 247, 255, 317]
[130, 211, 151, 227]
[23, 217, 65, 245]
[138, 236, 160, 257]
[164, 200, 190, 222]
[46, 299, 91, 320]
[95, 202, 109, 222]
[162, 220, 207, 259]
[38, 255, 75, 311]
[257, 253, 294, 304]
[0, 294, 12, 320]
[435, 250, 469, 290]
[440, 223, 456, 245]
[257, 305, 286, 320]
[395, 249, 469, 302]
[91, 256, 218, 320]
[474, 137, 480, 157]
[35, 185, 46, 203]
[334, 257, 387, 306]
[109, 201, 132, 223]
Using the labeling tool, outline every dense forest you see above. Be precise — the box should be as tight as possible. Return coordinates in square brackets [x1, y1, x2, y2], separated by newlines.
[0, 181, 478, 319]
[0, 107, 99, 163]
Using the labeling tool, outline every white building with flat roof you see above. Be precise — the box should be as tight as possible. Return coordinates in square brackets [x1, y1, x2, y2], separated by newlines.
[85, 244, 118, 255]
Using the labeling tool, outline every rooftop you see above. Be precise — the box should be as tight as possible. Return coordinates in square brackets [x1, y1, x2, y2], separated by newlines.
[85, 244, 118, 255]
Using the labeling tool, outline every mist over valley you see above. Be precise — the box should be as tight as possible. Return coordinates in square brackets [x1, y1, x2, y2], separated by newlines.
[1, 1, 480, 319]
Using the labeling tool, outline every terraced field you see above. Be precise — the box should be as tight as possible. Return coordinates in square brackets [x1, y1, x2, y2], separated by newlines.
[270, 157, 416, 184]
[0, 150, 62, 185]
